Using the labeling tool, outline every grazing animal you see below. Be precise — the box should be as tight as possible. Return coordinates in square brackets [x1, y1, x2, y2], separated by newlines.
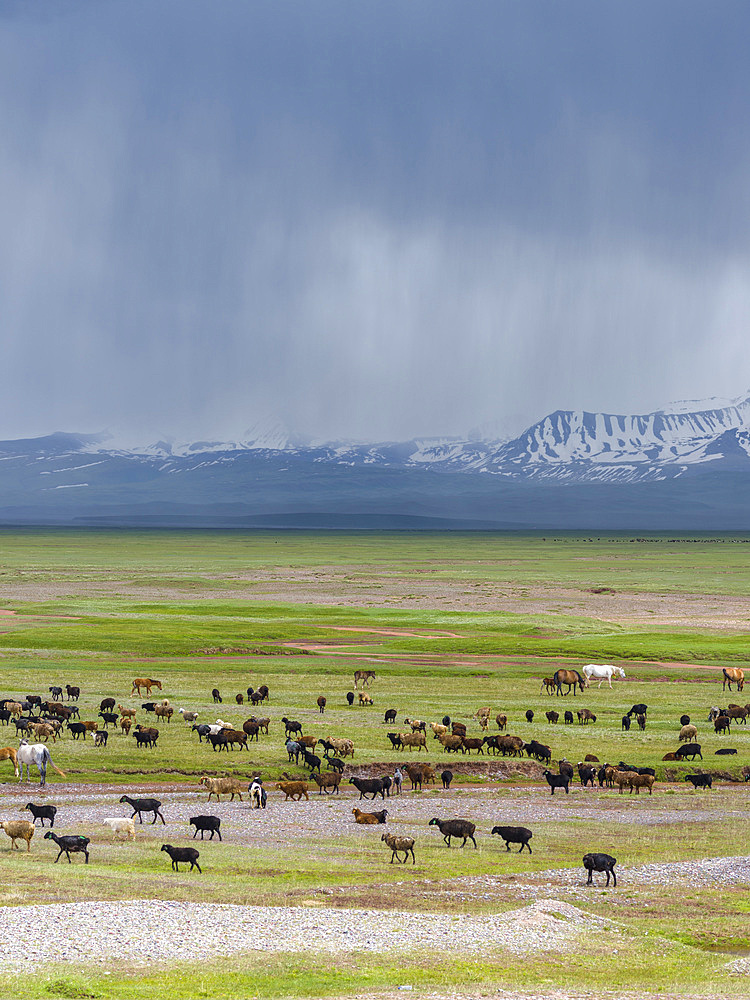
[48, 686, 63, 700]
[577, 709, 597, 725]
[281, 717, 303, 738]
[546, 710, 559, 724]
[429, 817, 477, 848]
[714, 716, 731, 735]
[358, 692, 373, 706]
[582, 663, 626, 688]
[381, 832, 415, 863]
[65, 685, 80, 701]
[540, 677, 556, 695]
[235, 693, 244, 705]
[94, 731, 108, 748]
[189, 815, 222, 839]
[249, 778, 268, 809]
[44, 831, 89, 863]
[354, 670, 376, 689]
[685, 774, 713, 789]
[491, 825, 533, 852]
[384, 708, 397, 724]
[161, 844, 201, 873]
[621, 715, 631, 731]
[133, 726, 159, 747]
[628, 773, 655, 795]
[0, 747, 19, 778]
[564, 710, 574, 725]
[441, 769, 453, 789]
[583, 852, 616, 886]
[131, 678, 162, 697]
[675, 743, 703, 760]
[317, 695, 327, 714]
[715, 748, 737, 755]
[349, 776, 388, 800]
[680, 714, 691, 726]
[0, 819, 35, 851]
[723, 667, 745, 692]
[543, 770, 569, 795]
[312, 772, 341, 795]
[553, 669, 585, 696]
[495, 713, 507, 730]
[346, 691, 355, 706]
[119, 795, 165, 824]
[17, 741, 65, 786]
[525, 709, 534, 723]
[627, 703, 648, 718]
[636, 714, 646, 731]
[211, 688, 222, 703]
[102, 817, 135, 840]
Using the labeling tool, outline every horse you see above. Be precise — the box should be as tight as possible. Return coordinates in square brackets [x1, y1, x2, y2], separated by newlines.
[722, 668, 745, 692]
[131, 678, 162, 696]
[353, 670, 376, 689]
[540, 677, 556, 695]
[553, 669, 585, 696]
[17, 740, 66, 787]
[0, 746, 19, 777]
[582, 664, 626, 688]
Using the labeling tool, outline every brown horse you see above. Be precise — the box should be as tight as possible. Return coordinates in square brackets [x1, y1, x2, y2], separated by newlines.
[0, 746, 18, 777]
[131, 678, 163, 696]
[354, 670, 376, 689]
[553, 669, 585, 696]
[540, 677, 556, 695]
[722, 668, 745, 692]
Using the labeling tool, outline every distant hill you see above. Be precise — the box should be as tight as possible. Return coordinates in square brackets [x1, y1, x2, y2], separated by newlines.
[3, 393, 750, 528]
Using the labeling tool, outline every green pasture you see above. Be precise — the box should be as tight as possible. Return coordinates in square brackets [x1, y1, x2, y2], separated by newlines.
[1, 530, 750, 996]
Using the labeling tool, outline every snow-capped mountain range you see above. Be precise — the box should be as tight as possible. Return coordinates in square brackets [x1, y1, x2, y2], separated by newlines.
[2, 393, 750, 528]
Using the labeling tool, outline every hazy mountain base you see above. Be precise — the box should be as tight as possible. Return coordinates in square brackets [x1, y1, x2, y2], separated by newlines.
[3, 460, 750, 529]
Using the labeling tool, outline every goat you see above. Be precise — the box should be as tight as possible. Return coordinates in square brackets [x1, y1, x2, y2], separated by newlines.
[491, 825, 533, 853]
[102, 817, 135, 840]
[583, 852, 616, 886]
[44, 831, 89, 863]
[428, 817, 477, 848]
[189, 815, 222, 839]
[119, 795, 165, 824]
[381, 832, 415, 863]
[161, 844, 201, 873]
[24, 802, 57, 827]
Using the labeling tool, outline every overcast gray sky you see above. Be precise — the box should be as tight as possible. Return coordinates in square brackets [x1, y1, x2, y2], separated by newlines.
[2, 0, 750, 444]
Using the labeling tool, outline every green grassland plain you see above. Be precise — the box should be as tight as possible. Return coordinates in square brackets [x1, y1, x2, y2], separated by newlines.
[1, 529, 750, 999]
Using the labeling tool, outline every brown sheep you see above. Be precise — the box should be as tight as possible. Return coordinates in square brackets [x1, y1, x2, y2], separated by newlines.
[353, 807, 385, 825]
[679, 724, 698, 742]
[275, 780, 309, 801]
[495, 713, 508, 731]
[628, 773, 656, 795]
[0, 819, 35, 851]
[358, 692, 374, 706]
[399, 732, 427, 752]
[312, 772, 341, 795]
[381, 832, 415, 863]
[118, 705, 137, 719]
[612, 770, 631, 794]
[120, 717, 133, 736]
[438, 733, 463, 753]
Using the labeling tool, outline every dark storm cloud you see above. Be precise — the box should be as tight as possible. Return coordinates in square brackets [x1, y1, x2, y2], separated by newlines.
[1, 1, 750, 443]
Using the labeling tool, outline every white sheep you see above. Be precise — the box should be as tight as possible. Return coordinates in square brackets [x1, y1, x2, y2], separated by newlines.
[102, 817, 136, 840]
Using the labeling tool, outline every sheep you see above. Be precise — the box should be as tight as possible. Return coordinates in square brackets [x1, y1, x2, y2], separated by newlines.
[102, 817, 136, 840]
[346, 692, 355, 706]
[352, 807, 387, 825]
[430, 722, 448, 740]
[583, 852, 617, 886]
[0, 819, 35, 851]
[461, 736, 485, 755]
[491, 825, 533, 853]
[680, 714, 691, 726]
[428, 817, 477, 848]
[161, 844, 201, 873]
[525, 710, 534, 723]
[179, 709, 199, 723]
[317, 696, 327, 714]
[119, 795, 165, 824]
[384, 708, 398, 724]
[199, 776, 245, 801]
[543, 770, 570, 795]
[282, 717, 303, 737]
[612, 770, 631, 794]
[441, 769, 453, 789]
[627, 704, 647, 718]
[679, 724, 698, 742]
[189, 816, 222, 839]
[546, 711, 559, 724]
[211, 688, 222, 703]
[24, 802, 57, 827]
[564, 711, 574, 725]
[715, 748, 737, 755]
[302, 750, 322, 773]
[65, 685, 80, 701]
[120, 717, 132, 736]
[495, 713, 507, 731]
[44, 831, 90, 863]
[154, 704, 174, 723]
[403, 717, 427, 733]
[358, 692, 373, 706]
[235, 693, 244, 705]
[675, 743, 703, 760]
[387, 732, 403, 749]
[100, 698, 116, 713]
[249, 779, 267, 809]
[685, 774, 713, 790]
[438, 733, 463, 753]
[118, 705, 137, 719]
[133, 726, 159, 747]
[312, 772, 342, 795]
[577, 763, 596, 787]
[451, 722, 467, 737]
[577, 709, 596, 725]
[94, 731, 108, 748]
[628, 773, 655, 795]
[398, 732, 427, 752]
[714, 716, 731, 734]
[381, 832, 415, 863]
[636, 713, 646, 731]
[275, 780, 309, 801]
[349, 776, 388, 800]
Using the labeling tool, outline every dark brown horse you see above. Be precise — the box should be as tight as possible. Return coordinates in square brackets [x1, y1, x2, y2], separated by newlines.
[553, 669, 585, 696]
[722, 667, 745, 692]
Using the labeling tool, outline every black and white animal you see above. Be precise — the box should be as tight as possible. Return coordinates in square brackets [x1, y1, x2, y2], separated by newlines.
[44, 831, 90, 863]
[491, 825, 532, 853]
[583, 852, 617, 886]
[249, 778, 267, 809]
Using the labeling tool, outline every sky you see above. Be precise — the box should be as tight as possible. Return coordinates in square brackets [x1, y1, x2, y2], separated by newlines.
[2, 0, 750, 444]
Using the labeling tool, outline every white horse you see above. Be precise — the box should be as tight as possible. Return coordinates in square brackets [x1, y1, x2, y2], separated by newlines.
[17, 740, 66, 786]
[582, 664, 626, 688]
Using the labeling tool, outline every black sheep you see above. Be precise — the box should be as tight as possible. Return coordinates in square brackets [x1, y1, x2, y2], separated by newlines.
[346, 692, 355, 706]
[24, 802, 57, 827]
[429, 817, 477, 848]
[384, 708, 397, 724]
[441, 769, 453, 789]
[675, 743, 703, 760]
[44, 831, 90, 863]
[491, 825, 533, 853]
[161, 844, 201, 873]
[189, 815, 222, 840]
[685, 774, 713, 789]
[349, 776, 387, 800]
[543, 770, 570, 795]
[564, 711, 574, 725]
[583, 852, 617, 886]
[211, 689, 222, 703]
[525, 709, 534, 723]
[119, 794, 165, 824]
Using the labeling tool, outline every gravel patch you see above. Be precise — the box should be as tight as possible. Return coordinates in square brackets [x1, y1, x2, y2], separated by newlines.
[0, 897, 614, 970]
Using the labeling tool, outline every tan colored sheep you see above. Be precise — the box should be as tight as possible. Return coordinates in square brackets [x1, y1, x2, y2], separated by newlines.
[198, 776, 244, 801]
[0, 819, 34, 851]
[275, 780, 309, 801]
